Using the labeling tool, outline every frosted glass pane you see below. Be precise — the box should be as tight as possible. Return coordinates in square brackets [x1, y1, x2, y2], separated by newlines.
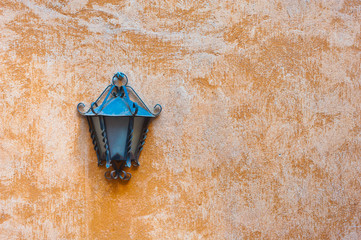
[105, 117, 129, 160]
[91, 117, 106, 160]
[130, 117, 145, 157]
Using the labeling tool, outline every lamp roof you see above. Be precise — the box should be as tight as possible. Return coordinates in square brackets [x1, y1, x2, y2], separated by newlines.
[83, 95, 155, 117]
[77, 73, 162, 118]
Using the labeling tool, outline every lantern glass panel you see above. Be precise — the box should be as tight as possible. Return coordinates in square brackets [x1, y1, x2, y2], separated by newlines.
[130, 117, 145, 158]
[91, 116, 106, 160]
[104, 116, 130, 160]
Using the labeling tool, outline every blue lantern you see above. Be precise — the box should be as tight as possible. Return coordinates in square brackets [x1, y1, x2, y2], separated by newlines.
[77, 72, 162, 181]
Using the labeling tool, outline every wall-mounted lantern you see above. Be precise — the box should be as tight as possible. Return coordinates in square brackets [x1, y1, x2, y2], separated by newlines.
[77, 72, 162, 181]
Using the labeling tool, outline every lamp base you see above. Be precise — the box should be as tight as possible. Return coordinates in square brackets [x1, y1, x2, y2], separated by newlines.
[104, 160, 132, 181]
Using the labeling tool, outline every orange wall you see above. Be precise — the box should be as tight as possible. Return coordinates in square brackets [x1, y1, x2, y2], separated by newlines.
[0, 0, 360, 239]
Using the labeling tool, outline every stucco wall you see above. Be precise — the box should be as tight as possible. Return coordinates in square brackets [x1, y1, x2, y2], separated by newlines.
[0, 0, 360, 239]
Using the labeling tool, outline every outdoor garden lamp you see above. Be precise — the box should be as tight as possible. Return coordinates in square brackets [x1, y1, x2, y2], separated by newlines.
[77, 72, 162, 181]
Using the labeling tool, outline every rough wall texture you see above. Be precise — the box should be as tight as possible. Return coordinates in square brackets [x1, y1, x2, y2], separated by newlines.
[0, 0, 360, 239]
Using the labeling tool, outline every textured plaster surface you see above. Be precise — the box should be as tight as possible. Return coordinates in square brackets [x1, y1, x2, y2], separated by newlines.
[0, 0, 361, 239]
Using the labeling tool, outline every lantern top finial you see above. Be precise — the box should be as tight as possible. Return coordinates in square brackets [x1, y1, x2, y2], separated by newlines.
[112, 72, 128, 86]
